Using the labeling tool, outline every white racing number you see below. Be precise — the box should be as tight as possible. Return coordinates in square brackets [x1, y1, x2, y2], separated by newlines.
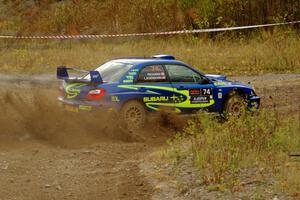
[203, 88, 211, 95]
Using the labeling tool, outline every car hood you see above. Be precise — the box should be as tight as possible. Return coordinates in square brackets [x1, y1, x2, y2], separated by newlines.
[213, 79, 254, 90]
[206, 74, 227, 81]
[206, 74, 252, 89]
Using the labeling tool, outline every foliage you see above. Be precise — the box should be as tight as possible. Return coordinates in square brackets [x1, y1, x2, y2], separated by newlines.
[0, 0, 299, 35]
[0, 31, 299, 75]
[162, 110, 300, 192]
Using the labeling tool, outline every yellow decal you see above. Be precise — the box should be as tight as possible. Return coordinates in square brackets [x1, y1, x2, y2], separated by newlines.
[143, 96, 169, 102]
[79, 105, 92, 111]
[214, 81, 227, 86]
[128, 72, 137, 76]
[66, 83, 88, 99]
[118, 85, 215, 112]
[123, 79, 134, 83]
[125, 75, 134, 80]
[111, 96, 120, 102]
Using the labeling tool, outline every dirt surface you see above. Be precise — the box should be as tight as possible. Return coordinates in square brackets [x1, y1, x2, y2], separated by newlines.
[0, 73, 299, 200]
[0, 81, 172, 200]
[143, 74, 300, 200]
[232, 73, 300, 115]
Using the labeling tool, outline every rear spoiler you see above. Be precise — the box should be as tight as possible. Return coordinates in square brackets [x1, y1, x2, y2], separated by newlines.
[57, 66, 103, 83]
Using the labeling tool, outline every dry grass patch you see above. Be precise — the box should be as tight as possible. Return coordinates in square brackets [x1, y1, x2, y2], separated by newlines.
[159, 110, 300, 198]
[0, 31, 299, 75]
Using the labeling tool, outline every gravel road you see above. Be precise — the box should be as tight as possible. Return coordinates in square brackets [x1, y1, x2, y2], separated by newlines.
[0, 73, 299, 200]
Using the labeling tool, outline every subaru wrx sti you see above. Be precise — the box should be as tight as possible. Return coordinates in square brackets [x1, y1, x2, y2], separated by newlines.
[57, 55, 260, 128]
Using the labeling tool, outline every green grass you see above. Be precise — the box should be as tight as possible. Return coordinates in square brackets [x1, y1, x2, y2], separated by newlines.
[0, 31, 299, 75]
[161, 110, 300, 196]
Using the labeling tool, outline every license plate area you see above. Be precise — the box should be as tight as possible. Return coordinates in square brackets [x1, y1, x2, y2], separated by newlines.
[64, 105, 79, 113]
[64, 104, 93, 112]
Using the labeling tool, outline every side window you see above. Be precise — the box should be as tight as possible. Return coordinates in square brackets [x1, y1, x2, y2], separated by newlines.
[165, 65, 205, 83]
[137, 65, 167, 83]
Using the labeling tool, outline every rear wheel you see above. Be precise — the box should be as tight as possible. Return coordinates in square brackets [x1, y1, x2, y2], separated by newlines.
[120, 100, 146, 131]
[223, 94, 247, 118]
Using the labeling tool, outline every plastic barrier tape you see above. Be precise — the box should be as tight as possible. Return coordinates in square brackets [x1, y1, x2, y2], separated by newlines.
[0, 21, 299, 40]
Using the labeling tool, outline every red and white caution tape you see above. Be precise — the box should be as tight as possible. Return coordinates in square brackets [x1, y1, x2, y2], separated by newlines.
[0, 21, 299, 40]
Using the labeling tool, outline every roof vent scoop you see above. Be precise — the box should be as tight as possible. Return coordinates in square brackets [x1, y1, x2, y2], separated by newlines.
[152, 55, 175, 60]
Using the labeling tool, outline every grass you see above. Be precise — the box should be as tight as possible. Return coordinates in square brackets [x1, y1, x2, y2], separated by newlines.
[1, 26, 299, 198]
[0, 30, 299, 75]
[160, 110, 300, 197]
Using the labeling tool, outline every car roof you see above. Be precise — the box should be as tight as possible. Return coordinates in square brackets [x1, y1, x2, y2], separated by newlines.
[110, 58, 188, 66]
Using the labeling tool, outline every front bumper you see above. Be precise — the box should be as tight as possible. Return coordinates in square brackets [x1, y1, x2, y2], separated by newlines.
[248, 96, 261, 110]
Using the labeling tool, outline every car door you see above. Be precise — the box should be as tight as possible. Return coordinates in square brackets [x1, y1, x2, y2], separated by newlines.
[135, 64, 175, 111]
[164, 64, 216, 113]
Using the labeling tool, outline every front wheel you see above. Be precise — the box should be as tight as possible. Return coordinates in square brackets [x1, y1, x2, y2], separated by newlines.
[223, 94, 247, 119]
[120, 100, 146, 131]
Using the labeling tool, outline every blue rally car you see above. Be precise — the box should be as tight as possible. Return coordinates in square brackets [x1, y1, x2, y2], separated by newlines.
[57, 55, 260, 128]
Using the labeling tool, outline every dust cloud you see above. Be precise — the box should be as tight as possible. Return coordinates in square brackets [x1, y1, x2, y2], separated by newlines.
[0, 82, 182, 149]
[0, 84, 132, 148]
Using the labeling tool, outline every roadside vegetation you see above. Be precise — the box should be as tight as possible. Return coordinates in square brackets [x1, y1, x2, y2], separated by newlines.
[1, 0, 299, 75]
[0, 0, 299, 35]
[1, 30, 300, 75]
[156, 110, 300, 198]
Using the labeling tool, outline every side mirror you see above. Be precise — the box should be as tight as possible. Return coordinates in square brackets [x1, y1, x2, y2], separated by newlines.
[198, 78, 212, 85]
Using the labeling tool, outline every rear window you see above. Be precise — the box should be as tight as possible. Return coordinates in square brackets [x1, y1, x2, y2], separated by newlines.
[85, 61, 134, 82]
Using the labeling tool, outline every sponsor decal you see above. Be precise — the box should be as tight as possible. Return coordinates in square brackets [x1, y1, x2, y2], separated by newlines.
[79, 105, 92, 111]
[214, 81, 227, 86]
[139, 65, 166, 81]
[92, 74, 99, 79]
[125, 75, 134, 80]
[123, 79, 134, 83]
[143, 96, 169, 102]
[218, 92, 223, 99]
[118, 85, 215, 111]
[128, 72, 137, 76]
[190, 96, 210, 103]
[64, 105, 79, 112]
[189, 89, 201, 95]
[111, 96, 120, 102]
[123, 69, 138, 83]
[143, 72, 166, 80]
[189, 88, 212, 104]
[170, 94, 185, 103]
[65, 83, 87, 99]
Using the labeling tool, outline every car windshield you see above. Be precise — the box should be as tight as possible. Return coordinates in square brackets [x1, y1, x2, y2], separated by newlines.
[85, 61, 134, 82]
